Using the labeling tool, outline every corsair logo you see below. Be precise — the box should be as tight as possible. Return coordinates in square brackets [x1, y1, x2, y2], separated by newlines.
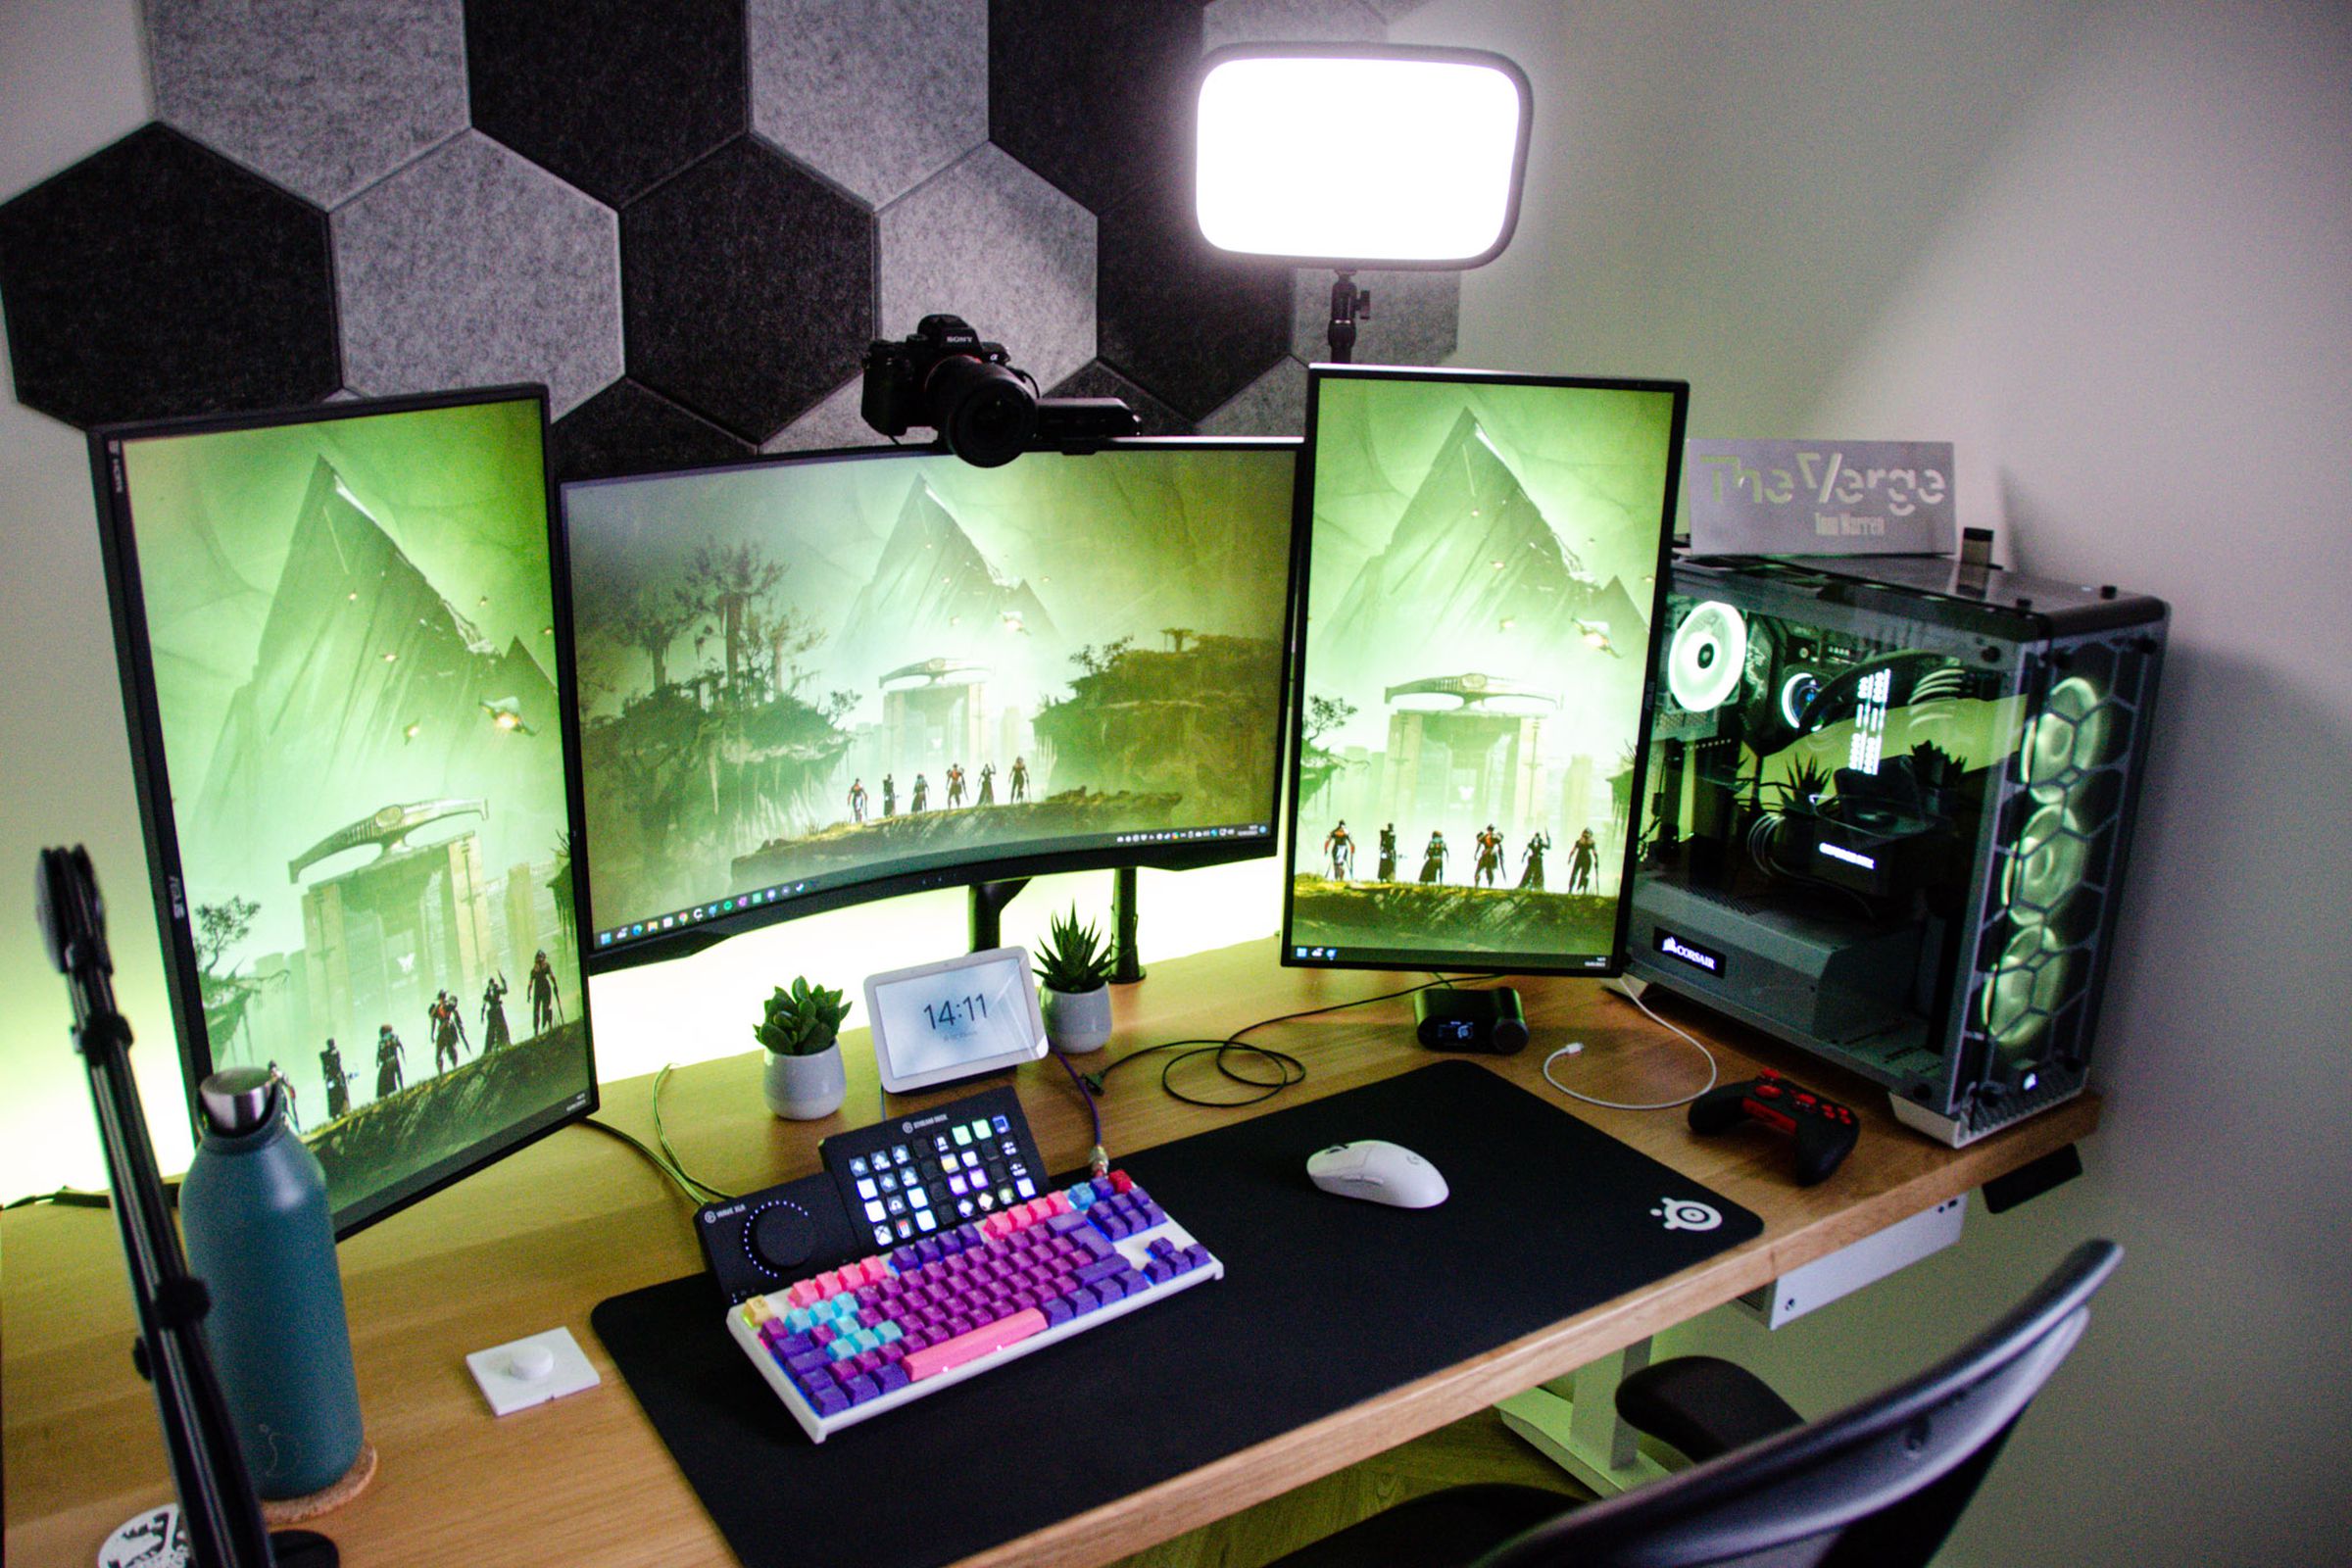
[1651, 1198, 1722, 1232]
[1654, 930, 1725, 975]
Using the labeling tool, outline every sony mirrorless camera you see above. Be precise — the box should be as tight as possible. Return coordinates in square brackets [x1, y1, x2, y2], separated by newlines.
[861, 314, 1138, 468]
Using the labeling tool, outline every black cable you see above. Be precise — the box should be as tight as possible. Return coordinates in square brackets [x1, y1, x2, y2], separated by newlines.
[1081, 974, 1473, 1109]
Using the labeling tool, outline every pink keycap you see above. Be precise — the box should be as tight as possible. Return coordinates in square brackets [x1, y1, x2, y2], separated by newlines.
[903, 1307, 1049, 1381]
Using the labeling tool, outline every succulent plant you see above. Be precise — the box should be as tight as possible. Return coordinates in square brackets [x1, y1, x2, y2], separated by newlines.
[755, 976, 852, 1057]
[1033, 905, 1114, 995]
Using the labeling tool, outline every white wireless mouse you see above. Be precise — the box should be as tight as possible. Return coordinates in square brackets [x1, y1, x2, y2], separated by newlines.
[1305, 1140, 1449, 1208]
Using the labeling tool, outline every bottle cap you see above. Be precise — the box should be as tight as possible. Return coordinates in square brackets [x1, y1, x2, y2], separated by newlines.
[198, 1066, 278, 1136]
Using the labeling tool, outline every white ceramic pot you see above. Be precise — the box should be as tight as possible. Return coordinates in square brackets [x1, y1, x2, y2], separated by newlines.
[1042, 985, 1113, 1055]
[762, 1043, 847, 1120]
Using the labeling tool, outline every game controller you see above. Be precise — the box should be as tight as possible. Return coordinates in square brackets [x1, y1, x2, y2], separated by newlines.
[1689, 1068, 1859, 1185]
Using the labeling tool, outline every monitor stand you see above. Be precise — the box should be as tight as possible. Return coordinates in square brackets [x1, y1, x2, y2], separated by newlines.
[966, 871, 1147, 983]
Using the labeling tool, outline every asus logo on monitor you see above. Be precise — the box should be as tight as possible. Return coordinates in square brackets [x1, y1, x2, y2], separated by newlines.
[1654, 930, 1726, 976]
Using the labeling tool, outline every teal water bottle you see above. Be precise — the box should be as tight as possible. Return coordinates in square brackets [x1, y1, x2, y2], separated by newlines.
[178, 1065, 364, 1499]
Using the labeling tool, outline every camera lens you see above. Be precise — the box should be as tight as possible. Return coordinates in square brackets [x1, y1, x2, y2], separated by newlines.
[924, 355, 1037, 468]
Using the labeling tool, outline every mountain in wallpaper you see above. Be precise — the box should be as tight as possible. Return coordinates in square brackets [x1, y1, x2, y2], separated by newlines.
[831, 476, 1060, 692]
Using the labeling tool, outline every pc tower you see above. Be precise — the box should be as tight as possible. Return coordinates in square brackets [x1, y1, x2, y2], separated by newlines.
[1628, 555, 2167, 1146]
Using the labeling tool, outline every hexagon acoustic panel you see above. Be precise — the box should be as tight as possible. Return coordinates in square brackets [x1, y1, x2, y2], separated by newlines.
[466, 0, 748, 208]
[879, 145, 1095, 391]
[550, 377, 754, 484]
[750, 0, 989, 210]
[334, 131, 621, 416]
[146, 0, 469, 208]
[1098, 189, 1292, 422]
[622, 135, 874, 444]
[989, 0, 1205, 217]
[0, 124, 338, 429]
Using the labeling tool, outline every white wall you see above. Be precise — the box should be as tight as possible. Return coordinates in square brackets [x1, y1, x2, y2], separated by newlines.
[1414, 1, 2352, 1561]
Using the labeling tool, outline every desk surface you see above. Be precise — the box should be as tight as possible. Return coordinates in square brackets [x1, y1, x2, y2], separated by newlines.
[3, 942, 2097, 1567]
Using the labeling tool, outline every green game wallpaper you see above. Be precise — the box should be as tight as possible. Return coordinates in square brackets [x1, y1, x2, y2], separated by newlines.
[564, 446, 1295, 944]
[116, 396, 589, 1221]
[1288, 376, 1680, 965]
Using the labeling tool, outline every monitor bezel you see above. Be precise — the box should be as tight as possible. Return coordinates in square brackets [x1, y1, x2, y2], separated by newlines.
[558, 434, 1304, 975]
[85, 383, 601, 1238]
[1278, 363, 1690, 977]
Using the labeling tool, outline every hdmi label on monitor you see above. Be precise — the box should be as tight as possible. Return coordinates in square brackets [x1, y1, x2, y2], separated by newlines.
[1654, 929, 1726, 977]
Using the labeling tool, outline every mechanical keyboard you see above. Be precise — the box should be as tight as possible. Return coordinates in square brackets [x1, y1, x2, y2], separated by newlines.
[726, 1168, 1223, 1442]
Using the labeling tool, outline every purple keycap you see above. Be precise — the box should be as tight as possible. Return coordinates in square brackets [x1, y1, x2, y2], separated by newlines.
[874, 1363, 911, 1396]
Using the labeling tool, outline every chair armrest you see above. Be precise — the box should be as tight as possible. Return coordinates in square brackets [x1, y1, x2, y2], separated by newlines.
[1615, 1355, 1805, 1463]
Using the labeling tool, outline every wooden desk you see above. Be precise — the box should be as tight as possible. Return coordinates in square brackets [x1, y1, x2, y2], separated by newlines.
[3, 941, 2096, 1567]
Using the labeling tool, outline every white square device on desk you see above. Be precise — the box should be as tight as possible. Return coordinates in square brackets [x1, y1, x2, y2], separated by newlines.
[864, 946, 1049, 1093]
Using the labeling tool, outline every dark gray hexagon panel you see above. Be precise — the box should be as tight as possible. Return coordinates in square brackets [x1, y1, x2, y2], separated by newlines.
[146, 0, 468, 208]
[1202, 0, 1386, 50]
[990, 0, 1205, 217]
[879, 145, 1095, 390]
[333, 131, 620, 416]
[751, 0, 988, 209]
[466, 0, 749, 208]
[1098, 191, 1292, 422]
[1291, 268, 1459, 367]
[0, 124, 338, 429]
[551, 377, 755, 484]
[622, 136, 874, 444]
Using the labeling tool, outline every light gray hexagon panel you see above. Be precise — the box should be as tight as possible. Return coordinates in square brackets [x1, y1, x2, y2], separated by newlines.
[1291, 268, 1459, 367]
[750, 0, 988, 209]
[333, 131, 620, 416]
[1202, 0, 1386, 51]
[878, 144, 1095, 391]
[146, 0, 468, 209]
[1199, 355, 1305, 437]
[761, 376, 879, 454]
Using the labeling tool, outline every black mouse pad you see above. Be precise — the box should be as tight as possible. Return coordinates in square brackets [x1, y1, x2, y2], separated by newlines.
[591, 1058, 1760, 1568]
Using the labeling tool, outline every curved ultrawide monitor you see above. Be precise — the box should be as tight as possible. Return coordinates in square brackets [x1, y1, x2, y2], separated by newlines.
[562, 438, 1298, 969]
[1282, 367, 1688, 975]
[87, 386, 598, 1236]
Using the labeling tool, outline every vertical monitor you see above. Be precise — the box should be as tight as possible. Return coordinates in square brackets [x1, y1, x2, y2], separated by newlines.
[562, 439, 1298, 967]
[89, 387, 597, 1236]
[1282, 368, 1689, 973]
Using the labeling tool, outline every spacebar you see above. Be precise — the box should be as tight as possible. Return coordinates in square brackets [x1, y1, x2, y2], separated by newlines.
[903, 1309, 1049, 1381]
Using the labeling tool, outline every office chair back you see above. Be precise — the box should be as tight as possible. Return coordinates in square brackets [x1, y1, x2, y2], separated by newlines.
[1475, 1239, 2121, 1568]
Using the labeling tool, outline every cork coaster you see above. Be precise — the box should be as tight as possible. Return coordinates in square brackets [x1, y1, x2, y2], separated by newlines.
[261, 1440, 378, 1524]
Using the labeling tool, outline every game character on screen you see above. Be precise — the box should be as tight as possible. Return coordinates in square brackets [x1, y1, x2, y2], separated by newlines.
[375, 1023, 406, 1099]
[320, 1039, 350, 1119]
[1519, 830, 1551, 890]
[882, 773, 897, 816]
[947, 762, 966, 807]
[911, 773, 929, 811]
[1419, 830, 1448, 884]
[1569, 828, 1599, 894]
[848, 778, 869, 823]
[529, 949, 561, 1033]
[1323, 820, 1354, 879]
[1474, 824, 1504, 888]
[977, 761, 996, 805]
[1010, 757, 1029, 802]
[1378, 823, 1397, 881]
[430, 990, 469, 1072]
[481, 973, 513, 1054]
